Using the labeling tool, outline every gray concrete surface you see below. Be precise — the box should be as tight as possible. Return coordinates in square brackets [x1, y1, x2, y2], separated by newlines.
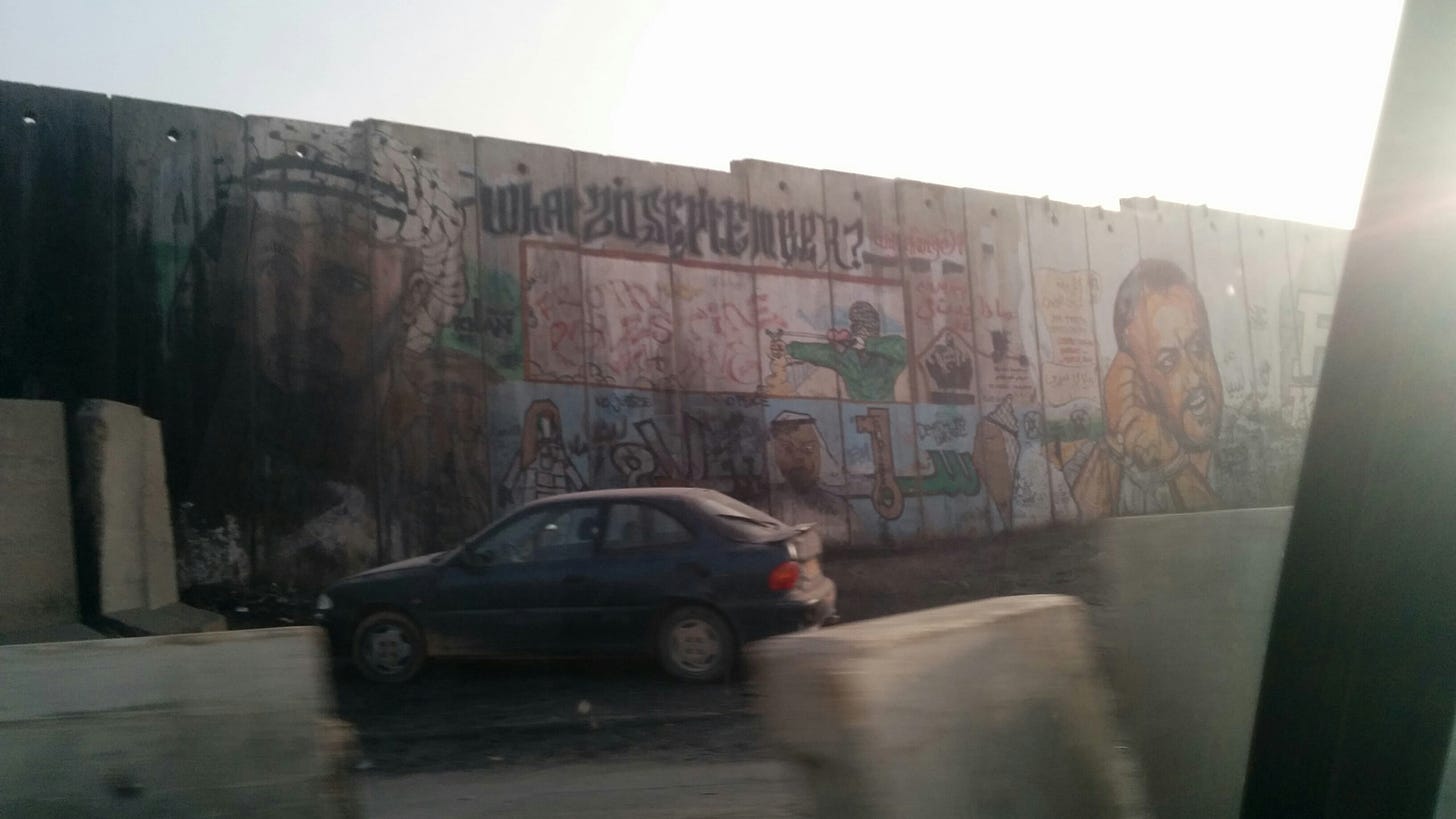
[1091, 506, 1290, 819]
[140, 416, 179, 607]
[110, 600, 227, 635]
[0, 622, 103, 646]
[72, 399, 149, 614]
[71, 399, 223, 633]
[0, 626, 358, 818]
[360, 759, 809, 818]
[0, 399, 81, 633]
[749, 594, 1147, 819]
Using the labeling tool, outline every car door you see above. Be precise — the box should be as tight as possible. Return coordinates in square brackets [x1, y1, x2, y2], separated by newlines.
[426, 502, 603, 657]
[563, 501, 699, 653]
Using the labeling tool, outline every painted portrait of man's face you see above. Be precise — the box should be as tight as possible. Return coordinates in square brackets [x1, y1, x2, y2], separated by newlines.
[247, 124, 467, 400]
[772, 420, 822, 492]
[1124, 283, 1224, 450]
[253, 210, 402, 393]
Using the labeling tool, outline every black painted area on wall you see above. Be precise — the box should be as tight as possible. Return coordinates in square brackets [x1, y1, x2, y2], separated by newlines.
[0, 82, 116, 402]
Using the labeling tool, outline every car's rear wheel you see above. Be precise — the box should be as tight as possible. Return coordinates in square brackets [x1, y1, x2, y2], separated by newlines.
[352, 611, 426, 683]
[658, 606, 734, 682]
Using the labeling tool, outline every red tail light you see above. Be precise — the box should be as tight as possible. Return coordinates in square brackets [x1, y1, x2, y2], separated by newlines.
[768, 561, 800, 591]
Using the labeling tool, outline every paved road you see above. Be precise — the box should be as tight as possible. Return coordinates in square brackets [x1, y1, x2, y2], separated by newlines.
[361, 759, 812, 818]
[332, 528, 1100, 774]
[335, 658, 764, 772]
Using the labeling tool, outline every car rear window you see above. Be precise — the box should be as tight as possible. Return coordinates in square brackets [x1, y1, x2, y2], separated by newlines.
[689, 493, 795, 541]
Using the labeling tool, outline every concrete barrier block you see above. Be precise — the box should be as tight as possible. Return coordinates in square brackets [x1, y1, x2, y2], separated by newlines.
[140, 416, 179, 607]
[0, 399, 79, 632]
[749, 595, 1147, 819]
[0, 626, 356, 818]
[71, 399, 148, 614]
[1091, 507, 1291, 819]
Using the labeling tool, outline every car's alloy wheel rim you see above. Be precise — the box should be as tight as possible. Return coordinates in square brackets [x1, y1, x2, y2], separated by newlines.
[668, 618, 721, 672]
[364, 623, 414, 675]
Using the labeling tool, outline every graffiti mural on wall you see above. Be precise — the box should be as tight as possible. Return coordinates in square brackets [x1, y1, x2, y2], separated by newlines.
[499, 398, 587, 506]
[758, 275, 839, 399]
[916, 404, 991, 538]
[19, 83, 1347, 591]
[587, 394, 770, 497]
[765, 400, 853, 546]
[1067, 260, 1225, 516]
[481, 179, 866, 269]
[784, 300, 909, 402]
[247, 120, 493, 577]
[841, 403, 922, 546]
[584, 257, 676, 390]
[965, 192, 1051, 532]
[1033, 267, 1105, 524]
[142, 117, 499, 586]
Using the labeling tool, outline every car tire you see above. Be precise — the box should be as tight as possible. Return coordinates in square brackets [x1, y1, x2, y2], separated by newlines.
[352, 611, 426, 683]
[657, 605, 734, 682]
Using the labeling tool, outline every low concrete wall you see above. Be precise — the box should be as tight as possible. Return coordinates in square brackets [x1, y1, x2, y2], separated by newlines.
[0, 626, 358, 817]
[71, 399, 149, 614]
[749, 595, 1147, 818]
[70, 400, 222, 634]
[1090, 507, 1291, 819]
[0, 400, 80, 633]
[140, 416, 179, 608]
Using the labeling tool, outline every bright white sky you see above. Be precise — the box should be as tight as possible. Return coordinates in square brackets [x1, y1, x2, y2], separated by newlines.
[0, 0, 1402, 227]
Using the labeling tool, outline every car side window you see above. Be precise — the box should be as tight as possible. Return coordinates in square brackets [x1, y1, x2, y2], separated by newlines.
[471, 510, 548, 564]
[532, 505, 602, 561]
[601, 503, 694, 553]
[473, 505, 601, 564]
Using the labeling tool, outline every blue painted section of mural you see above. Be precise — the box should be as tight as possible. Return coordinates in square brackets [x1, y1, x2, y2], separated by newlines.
[0, 81, 1346, 590]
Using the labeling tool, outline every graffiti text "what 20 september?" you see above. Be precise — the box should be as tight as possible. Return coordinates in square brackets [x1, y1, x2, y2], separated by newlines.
[480, 180, 867, 269]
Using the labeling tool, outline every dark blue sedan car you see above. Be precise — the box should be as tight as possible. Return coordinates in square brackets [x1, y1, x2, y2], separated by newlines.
[315, 488, 838, 683]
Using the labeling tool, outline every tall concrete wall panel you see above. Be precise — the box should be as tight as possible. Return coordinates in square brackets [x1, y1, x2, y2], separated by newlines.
[1192, 207, 1265, 508]
[1285, 221, 1342, 429]
[366, 120, 490, 564]
[1092, 506, 1291, 819]
[1237, 215, 1302, 501]
[110, 95, 253, 588]
[0, 82, 1347, 588]
[0, 82, 115, 402]
[965, 188, 1051, 531]
[0, 400, 78, 632]
[1026, 197, 1101, 525]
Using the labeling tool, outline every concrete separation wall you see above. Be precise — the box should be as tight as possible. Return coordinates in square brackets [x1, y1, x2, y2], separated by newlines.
[1, 79, 1345, 590]
[0, 399, 90, 640]
[749, 594, 1147, 818]
[0, 626, 358, 817]
[1090, 506, 1291, 819]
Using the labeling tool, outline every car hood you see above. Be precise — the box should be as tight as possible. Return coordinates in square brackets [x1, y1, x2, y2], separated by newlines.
[342, 550, 447, 582]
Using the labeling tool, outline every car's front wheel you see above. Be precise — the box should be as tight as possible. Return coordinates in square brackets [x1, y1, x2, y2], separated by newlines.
[352, 611, 426, 683]
[657, 606, 734, 682]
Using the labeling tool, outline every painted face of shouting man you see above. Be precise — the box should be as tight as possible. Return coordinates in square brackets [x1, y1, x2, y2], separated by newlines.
[1113, 259, 1224, 455]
